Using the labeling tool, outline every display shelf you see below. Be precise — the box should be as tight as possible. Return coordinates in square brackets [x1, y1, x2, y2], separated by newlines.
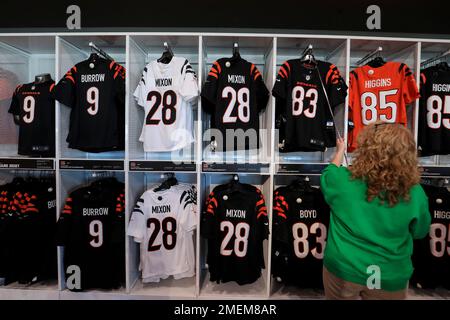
[270, 282, 325, 300]
[0, 158, 54, 170]
[59, 287, 128, 300]
[409, 288, 450, 300]
[58, 159, 125, 171]
[421, 166, 450, 177]
[129, 277, 196, 299]
[201, 162, 271, 174]
[276, 163, 327, 175]
[0, 281, 59, 300]
[129, 160, 196, 172]
[199, 273, 268, 299]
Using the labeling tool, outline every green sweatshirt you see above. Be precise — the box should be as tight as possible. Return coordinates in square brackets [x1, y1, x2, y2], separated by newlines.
[320, 164, 431, 291]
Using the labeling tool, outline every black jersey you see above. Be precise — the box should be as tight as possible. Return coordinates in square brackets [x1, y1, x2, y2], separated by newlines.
[54, 55, 125, 153]
[0, 183, 13, 280]
[272, 60, 347, 152]
[56, 178, 125, 291]
[0, 178, 56, 285]
[201, 182, 269, 285]
[201, 57, 269, 151]
[411, 184, 450, 289]
[418, 64, 450, 156]
[8, 80, 55, 157]
[272, 183, 330, 288]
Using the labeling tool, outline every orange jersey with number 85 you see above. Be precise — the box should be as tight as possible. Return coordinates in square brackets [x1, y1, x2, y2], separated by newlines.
[348, 61, 419, 152]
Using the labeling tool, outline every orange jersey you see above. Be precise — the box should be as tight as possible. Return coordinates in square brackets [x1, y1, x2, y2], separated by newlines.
[348, 62, 419, 151]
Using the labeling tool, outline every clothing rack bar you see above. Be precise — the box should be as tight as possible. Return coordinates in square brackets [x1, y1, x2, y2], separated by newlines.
[421, 48, 450, 67]
[89, 41, 114, 61]
[356, 46, 383, 65]
[324, 42, 346, 61]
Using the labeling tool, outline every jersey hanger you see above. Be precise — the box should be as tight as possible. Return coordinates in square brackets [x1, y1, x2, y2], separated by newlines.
[231, 42, 241, 61]
[34, 73, 52, 84]
[154, 173, 178, 192]
[226, 174, 244, 192]
[300, 44, 316, 64]
[157, 42, 174, 64]
[366, 56, 386, 68]
[437, 60, 449, 71]
[88, 52, 100, 69]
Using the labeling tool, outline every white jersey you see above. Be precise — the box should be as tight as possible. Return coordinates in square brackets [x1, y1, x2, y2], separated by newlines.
[134, 57, 199, 152]
[127, 183, 197, 283]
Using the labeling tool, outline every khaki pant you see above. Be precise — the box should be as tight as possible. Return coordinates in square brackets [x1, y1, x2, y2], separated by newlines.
[323, 267, 408, 300]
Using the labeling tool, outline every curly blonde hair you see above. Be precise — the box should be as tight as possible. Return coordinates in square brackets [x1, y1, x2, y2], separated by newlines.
[350, 122, 421, 206]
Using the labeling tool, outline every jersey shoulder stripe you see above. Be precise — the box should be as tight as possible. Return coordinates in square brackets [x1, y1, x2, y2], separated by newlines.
[213, 61, 222, 74]
[420, 72, 427, 84]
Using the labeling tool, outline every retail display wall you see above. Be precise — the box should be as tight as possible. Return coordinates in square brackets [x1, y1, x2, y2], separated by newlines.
[0, 32, 449, 300]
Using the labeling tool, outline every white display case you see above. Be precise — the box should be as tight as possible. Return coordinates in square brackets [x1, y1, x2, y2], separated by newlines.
[0, 168, 58, 299]
[275, 37, 349, 164]
[128, 35, 200, 162]
[201, 35, 275, 164]
[57, 170, 126, 298]
[419, 41, 450, 167]
[0, 31, 447, 300]
[56, 35, 126, 160]
[198, 173, 272, 299]
[0, 35, 55, 158]
[127, 171, 197, 299]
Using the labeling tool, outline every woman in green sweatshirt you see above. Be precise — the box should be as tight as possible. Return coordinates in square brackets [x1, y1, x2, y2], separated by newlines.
[320, 122, 431, 300]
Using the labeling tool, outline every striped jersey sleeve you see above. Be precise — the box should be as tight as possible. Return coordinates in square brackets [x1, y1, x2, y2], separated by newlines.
[53, 66, 78, 108]
[8, 84, 23, 115]
[133, 65, 149, 108]
[272, 61, 292, 100]
[180, 59, 199, 102]
[127, 194, 146, 242]
[201, 60, 222, 112]
[201, 191, 218, 239]
[255, 188, 269, 241]
[399, 63, 419, 104]
[272, 189, 290, 244]
[179, 185, 198, 232]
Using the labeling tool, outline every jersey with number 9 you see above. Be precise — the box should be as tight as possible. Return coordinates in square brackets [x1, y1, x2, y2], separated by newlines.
[8, 80, 56, 157]
[53, 57, 125, 152]
[56, 178, 125, 291]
